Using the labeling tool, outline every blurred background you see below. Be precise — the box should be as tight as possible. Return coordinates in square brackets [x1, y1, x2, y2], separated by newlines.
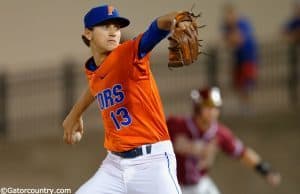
[0, 0, 299, 194]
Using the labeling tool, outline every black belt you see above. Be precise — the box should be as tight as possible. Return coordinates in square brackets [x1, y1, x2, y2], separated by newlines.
[112, 144, 152, 158]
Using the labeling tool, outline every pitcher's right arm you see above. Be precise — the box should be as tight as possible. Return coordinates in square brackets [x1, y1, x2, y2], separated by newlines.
[63, 87, 95, 144]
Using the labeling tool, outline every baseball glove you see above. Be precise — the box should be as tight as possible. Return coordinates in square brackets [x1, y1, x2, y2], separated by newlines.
[168, 11, 202, 68]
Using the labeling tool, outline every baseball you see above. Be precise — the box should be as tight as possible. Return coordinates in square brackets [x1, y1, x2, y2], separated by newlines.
[72, 131, 82, 143]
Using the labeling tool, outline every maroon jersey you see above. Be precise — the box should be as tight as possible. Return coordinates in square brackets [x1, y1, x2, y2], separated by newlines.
[167, 116, 245, 185]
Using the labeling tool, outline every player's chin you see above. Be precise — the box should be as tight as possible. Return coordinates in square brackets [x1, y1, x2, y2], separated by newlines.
[105, 43, 119, 51]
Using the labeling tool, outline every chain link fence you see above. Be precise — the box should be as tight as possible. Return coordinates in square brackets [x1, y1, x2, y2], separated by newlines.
[0, 40, 299, 140]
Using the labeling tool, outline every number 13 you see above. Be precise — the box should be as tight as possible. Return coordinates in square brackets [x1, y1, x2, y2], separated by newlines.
[110, 107, 132, 130]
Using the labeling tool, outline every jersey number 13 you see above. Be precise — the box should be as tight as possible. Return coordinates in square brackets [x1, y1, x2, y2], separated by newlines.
[110, 107, 132, 130]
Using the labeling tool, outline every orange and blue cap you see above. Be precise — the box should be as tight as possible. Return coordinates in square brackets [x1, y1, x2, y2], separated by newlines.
[84, 5, 130, 29]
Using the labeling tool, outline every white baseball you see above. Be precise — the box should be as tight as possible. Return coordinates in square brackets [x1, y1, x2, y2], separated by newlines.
[72, 131, 82, 143]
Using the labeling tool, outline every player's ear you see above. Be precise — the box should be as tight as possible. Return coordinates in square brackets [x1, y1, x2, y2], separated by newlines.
[82, 28, 92, 47]
[83, 28, 92, 41]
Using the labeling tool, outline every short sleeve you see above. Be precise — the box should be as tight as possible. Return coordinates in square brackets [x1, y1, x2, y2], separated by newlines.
[127, 34, 151, 81]
[217, 124, 245, 158]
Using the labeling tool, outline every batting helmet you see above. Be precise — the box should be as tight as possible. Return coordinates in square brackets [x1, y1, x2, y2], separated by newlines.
[190, 87, 222, 109]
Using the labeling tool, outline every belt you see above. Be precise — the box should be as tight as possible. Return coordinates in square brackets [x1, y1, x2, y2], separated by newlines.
[111, 144, 152, 159]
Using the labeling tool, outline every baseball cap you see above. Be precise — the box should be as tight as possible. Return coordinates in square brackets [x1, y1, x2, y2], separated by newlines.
[190, 87, 222, 108]
[84, 5, 130, 29]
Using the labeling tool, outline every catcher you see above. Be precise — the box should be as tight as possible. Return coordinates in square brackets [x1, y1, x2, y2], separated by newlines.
[167, 87, 281, 194]
[62, 4, 200, 194]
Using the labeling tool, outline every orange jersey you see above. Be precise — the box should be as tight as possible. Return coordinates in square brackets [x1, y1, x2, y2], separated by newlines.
[85, 34, 170, 152]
